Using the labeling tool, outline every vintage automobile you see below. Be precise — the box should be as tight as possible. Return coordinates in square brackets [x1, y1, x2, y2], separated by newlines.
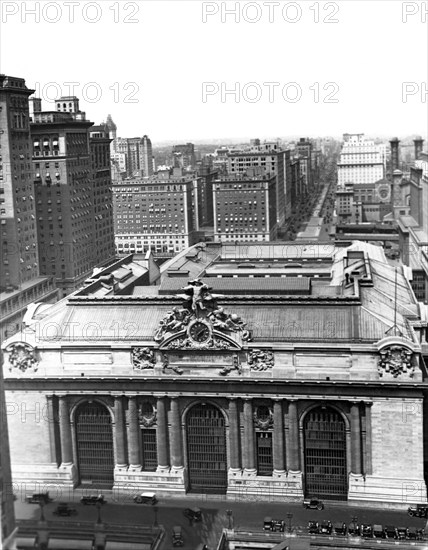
[408, 504, 428, 518]
[263, 517, 285, 532]
[303, 498, 324, 510]
[333, 522, 347, 536]
[373, 525, 384, 539]
[348, 523, 360, 536]
[172, 526, 184, 547]
[80, 494, 106, 505]
[361, 524, 373, 538]
[319, 520, 333, 535]
[384, 525, 397, 539]
[308, 521, 320, 534]
[53, 502, 78, 516]
[407, 527, 424, 540]
[396, 527, 408, 540]
[183, 507, 202, 522]
[25, 492, 53, 504]
[133, 492, 157, 505]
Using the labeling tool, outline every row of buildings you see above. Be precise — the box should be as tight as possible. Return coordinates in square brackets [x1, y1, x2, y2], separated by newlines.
[113, 138, 322, 255]
[333, 133, 428, 304]
[0, 75, 117, 343]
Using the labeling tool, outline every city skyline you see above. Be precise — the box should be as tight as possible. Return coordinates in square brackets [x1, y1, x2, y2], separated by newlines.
[1, 0, 427, 141]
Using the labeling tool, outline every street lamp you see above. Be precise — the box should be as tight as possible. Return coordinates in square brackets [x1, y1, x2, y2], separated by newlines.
[96, 501, 102, 524]
[153, 506, 158, 528]
[351, 516, 358, 535]
[286, 513, 293, 533]
[39, 501, 45, 522]
[226, 509, 233, 530]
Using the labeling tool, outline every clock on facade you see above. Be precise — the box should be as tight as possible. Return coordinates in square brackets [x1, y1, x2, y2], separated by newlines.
[378, 185, 390, 201]
[188, 320, 211, 343]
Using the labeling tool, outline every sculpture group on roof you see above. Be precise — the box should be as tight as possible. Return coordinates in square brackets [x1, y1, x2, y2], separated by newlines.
[154, 278, 251, 345]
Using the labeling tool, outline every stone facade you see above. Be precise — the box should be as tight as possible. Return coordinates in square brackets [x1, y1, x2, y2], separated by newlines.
[2, 244, 428, 507]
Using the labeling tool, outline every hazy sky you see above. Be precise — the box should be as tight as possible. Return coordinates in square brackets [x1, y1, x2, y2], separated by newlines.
[1, 0, 427, 142]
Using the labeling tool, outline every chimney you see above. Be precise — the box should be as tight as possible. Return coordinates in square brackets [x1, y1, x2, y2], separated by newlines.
[389, 137, 400, 172]
[414, 137, 424, 161]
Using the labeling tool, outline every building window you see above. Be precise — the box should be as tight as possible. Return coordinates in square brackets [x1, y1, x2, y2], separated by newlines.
[256, 432, 273, 476]
[141, 429, 157, 471]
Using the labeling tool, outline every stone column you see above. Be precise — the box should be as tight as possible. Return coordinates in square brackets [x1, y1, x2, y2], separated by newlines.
[170, 397, 183, 471]
[59, 396, 73, 465]
[364, 402, 373, 476]
[287, 400, 300, 471]
[46, 395, 58, 465]
[243, 398, 256, 474]
[127, 396, 141, 470]
[156, 397, 169, 472]
[350, 402, 362, 475]
[228, 398, 241, 473]
[273, 399, 285, 475]
[114, 396, 127, 468]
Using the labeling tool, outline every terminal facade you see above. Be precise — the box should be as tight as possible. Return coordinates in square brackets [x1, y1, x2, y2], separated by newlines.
[3, 242, 428, 505]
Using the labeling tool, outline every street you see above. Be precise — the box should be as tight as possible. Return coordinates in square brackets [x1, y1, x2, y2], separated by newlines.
[15, 494, 428, 550]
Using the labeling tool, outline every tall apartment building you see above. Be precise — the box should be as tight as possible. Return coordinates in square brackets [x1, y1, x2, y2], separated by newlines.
[213, 173, 277, 242]
[227, 145, 291, 226]
[113, 135, 153, 178]
[113, 174, 195, 257]
[173, 143, 196, 170]
[0, 75, 57, 341]
[89, 124, 116, 266]
[337, 133, 385, 186]
[31, 96, 115, 296]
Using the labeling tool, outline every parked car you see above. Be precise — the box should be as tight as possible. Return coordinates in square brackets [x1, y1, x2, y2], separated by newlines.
[396, 527, 408, 540]
[308, 521, 320, 534]
[183, 507, 202, 522]
[407, 527, 419, 540]
[263, 517, 285, 532]
[303, 498, 324, 510]
[373, 525, 384, 539]
[333, 522, 347, 536]
[384, 525, 397, 539]
[25, 492, 53, 504]
[361, 524, 373, 538]
[320, 520, 333, 535]
[172, 526, 184, 547]
[80, 494, 106, 505]
[133, 492, 157, 505]
[53, 502, 77, 516]
[348, 523, 360, 536]
[408, 504, 428, 518]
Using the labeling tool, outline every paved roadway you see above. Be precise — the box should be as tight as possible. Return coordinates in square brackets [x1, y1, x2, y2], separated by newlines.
[15, 495, 428, 550]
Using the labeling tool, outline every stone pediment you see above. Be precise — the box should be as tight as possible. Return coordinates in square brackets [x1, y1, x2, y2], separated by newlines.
[153, 278, 252, 350]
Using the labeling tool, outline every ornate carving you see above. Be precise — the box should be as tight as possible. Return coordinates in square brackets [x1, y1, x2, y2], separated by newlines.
[154, 278, 252, 346]
[6, 342, 38, 372]
[253, 405, 274, 429]
[167, 335, 235, 350]
[138, 402, 157, 427]
[132, 347, 155, 370]
[161, 353, 183, 375]
[247, 349, 274, 371]
[219, 354, 242, 376]
[378, 345, 414, 378]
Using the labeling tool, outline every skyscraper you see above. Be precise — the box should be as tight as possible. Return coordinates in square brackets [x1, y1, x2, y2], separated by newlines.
[31, 96, 115, 296]
[0, 74, 57, 341]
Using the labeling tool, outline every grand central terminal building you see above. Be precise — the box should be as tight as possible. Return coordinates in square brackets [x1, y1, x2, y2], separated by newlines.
[3, 241, 428, 505]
